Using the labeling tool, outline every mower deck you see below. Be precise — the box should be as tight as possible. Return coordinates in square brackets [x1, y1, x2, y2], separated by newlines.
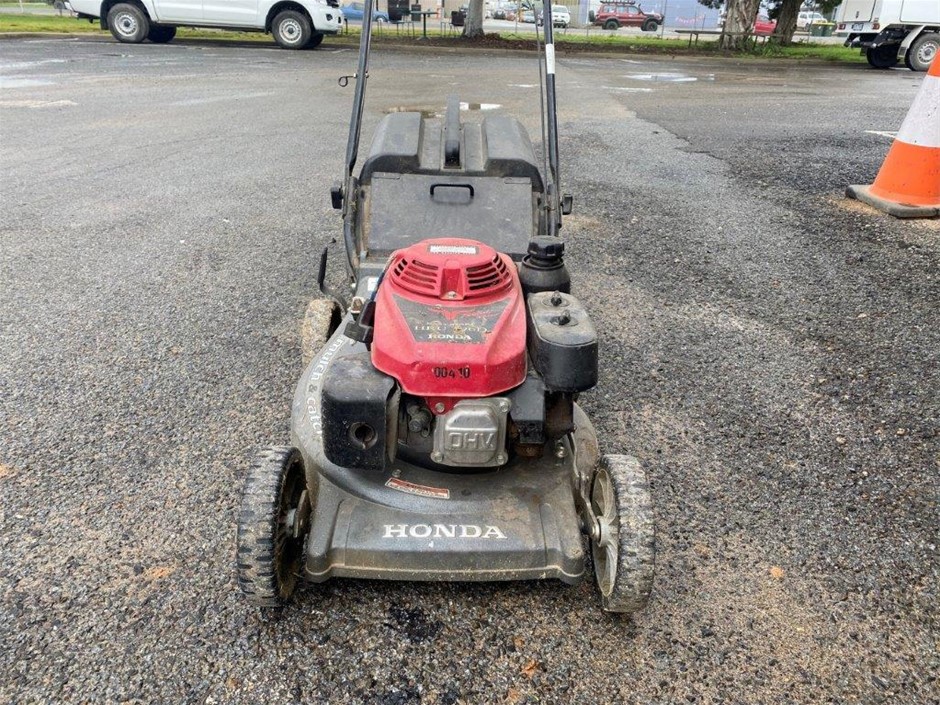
[292, 325, 587, 584]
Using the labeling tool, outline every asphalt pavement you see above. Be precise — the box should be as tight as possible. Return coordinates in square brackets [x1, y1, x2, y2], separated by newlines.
[0, 36, 937, 704]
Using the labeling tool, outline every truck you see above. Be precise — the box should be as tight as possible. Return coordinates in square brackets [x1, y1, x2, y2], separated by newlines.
[67, 0, 344, 49]
[835, 0, 939, 71]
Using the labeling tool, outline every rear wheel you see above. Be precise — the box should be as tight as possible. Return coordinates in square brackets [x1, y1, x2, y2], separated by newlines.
[272, 9, 312, 49]
[604, 19, 619, 30]
[641, 19, 658, 32]
[236, 447, 310, 607]
[866, 44, 898, 69]
[906, 32, 939, 72]
[107, 3, 150, 44]
[589, 455, 655, 614]
[147, 25, 176, 43]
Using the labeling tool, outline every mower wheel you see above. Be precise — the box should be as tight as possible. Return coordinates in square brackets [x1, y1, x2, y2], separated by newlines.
[589, 455, 655, 613]
[301, 297, 341, 367]
[236, 446, 310, 607]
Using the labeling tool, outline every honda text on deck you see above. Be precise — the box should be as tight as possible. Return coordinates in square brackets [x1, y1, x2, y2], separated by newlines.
[69, 0, 343, 49]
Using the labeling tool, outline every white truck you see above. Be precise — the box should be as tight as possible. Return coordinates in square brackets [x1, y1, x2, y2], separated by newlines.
[835, 0, 939, 71]
[68, 0, 344, 49]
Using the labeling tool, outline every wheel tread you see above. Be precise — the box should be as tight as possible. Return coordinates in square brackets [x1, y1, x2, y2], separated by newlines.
[236, 446, 306, 607]
[596, 454, 655, 614]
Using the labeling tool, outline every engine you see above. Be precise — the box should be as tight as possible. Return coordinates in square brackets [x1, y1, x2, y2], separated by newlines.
[320, 237, 598, 472]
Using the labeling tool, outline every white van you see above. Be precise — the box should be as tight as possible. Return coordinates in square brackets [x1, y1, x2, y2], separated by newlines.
[68, 0, 344, 49]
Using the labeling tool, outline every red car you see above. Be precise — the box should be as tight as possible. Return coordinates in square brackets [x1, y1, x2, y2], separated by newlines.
[753, 14, 777, 35]
[593, 2, 663, 32]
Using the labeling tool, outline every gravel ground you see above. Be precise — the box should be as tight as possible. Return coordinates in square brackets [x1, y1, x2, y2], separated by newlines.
[1, 38, 937, 704]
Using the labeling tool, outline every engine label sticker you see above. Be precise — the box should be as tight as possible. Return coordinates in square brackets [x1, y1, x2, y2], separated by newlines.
[385, 477, 451, 500]
[428, 244, 478, 255]
[393, 296, 508, 344]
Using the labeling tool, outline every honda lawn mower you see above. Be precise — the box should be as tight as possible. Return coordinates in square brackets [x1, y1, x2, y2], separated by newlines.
[236, 4, 655, 613]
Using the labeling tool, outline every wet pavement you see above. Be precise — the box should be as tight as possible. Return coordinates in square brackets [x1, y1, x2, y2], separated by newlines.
[1, 36, 937, 704]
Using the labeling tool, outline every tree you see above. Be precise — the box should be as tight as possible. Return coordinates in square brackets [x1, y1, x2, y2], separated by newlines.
[768, 0, 841, 45]
[770, 0, 800, 45]
[464, 0, 485, 38]
[698, 0, 762, 50]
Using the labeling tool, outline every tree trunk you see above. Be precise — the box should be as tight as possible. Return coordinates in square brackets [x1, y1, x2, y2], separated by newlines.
[773, 0, 800, 46]
[719, 0, 761, 50]
[464, 0, 485, 38]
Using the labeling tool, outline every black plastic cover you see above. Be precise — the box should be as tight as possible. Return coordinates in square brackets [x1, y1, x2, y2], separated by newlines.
[506, 373, 546, 445]
[321, 352, 396, 471]
[359, 113, 544, 191]
[526, 292, 598, 393]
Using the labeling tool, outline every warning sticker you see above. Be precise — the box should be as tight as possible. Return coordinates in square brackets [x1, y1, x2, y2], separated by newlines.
[385, 477, 451, 500]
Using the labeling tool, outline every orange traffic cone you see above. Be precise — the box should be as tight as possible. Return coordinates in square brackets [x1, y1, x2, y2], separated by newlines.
[847, 53, 940, 218]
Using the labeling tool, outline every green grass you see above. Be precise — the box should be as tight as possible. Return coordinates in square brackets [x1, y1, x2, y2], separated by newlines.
[0, 14, 104, 33]
[0, 14, 864, 63]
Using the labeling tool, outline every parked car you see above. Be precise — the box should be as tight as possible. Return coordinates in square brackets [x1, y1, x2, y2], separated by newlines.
[458, 3, 492, 17]
[342, 1, 388, 22]
[753, 14, 776, 35]
[796, 11, 826, 29]
[538, 4, 570, 27]
[68, 0, 343, 48]
[593, 2, 662, 31]
[522, 9, 536, 22]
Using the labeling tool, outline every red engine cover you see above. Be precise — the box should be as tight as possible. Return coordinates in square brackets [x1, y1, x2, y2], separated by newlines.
[371, 238, 527, 403]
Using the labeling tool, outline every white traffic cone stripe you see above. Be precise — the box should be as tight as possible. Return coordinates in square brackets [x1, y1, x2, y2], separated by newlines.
[896, 73, 940, 149]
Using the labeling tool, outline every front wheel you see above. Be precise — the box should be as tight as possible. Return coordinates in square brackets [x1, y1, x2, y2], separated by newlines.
[589, 455, 655, 614]
[305, 32, 324, 49]
[272, 9, 312, 49]
[642, 19, 658, 32]
[906, 32, 939, 72]
[236, 447, 310, 607]
[866, 44, 898, 69]
[107, 2, 150, 44]
[604, 19, 619, 30]
[148, 25, 176, 43]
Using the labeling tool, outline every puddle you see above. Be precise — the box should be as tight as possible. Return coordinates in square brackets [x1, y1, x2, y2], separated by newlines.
[460, 102, 501, 111]
[0, 78, 54, 89]
[604, 86, 654, 93]
[508, 83, 537, 88]
[624, 72, 698, 83]
[865, 130, 897, 140]
[0, 59, 68, 71]
[0, 99, 77, 109]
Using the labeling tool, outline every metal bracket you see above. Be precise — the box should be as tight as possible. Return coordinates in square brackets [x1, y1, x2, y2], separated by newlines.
[338, 71, 368, 88]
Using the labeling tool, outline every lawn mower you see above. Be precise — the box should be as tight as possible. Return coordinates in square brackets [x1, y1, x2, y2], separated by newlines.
[236, 5, 655, 613]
